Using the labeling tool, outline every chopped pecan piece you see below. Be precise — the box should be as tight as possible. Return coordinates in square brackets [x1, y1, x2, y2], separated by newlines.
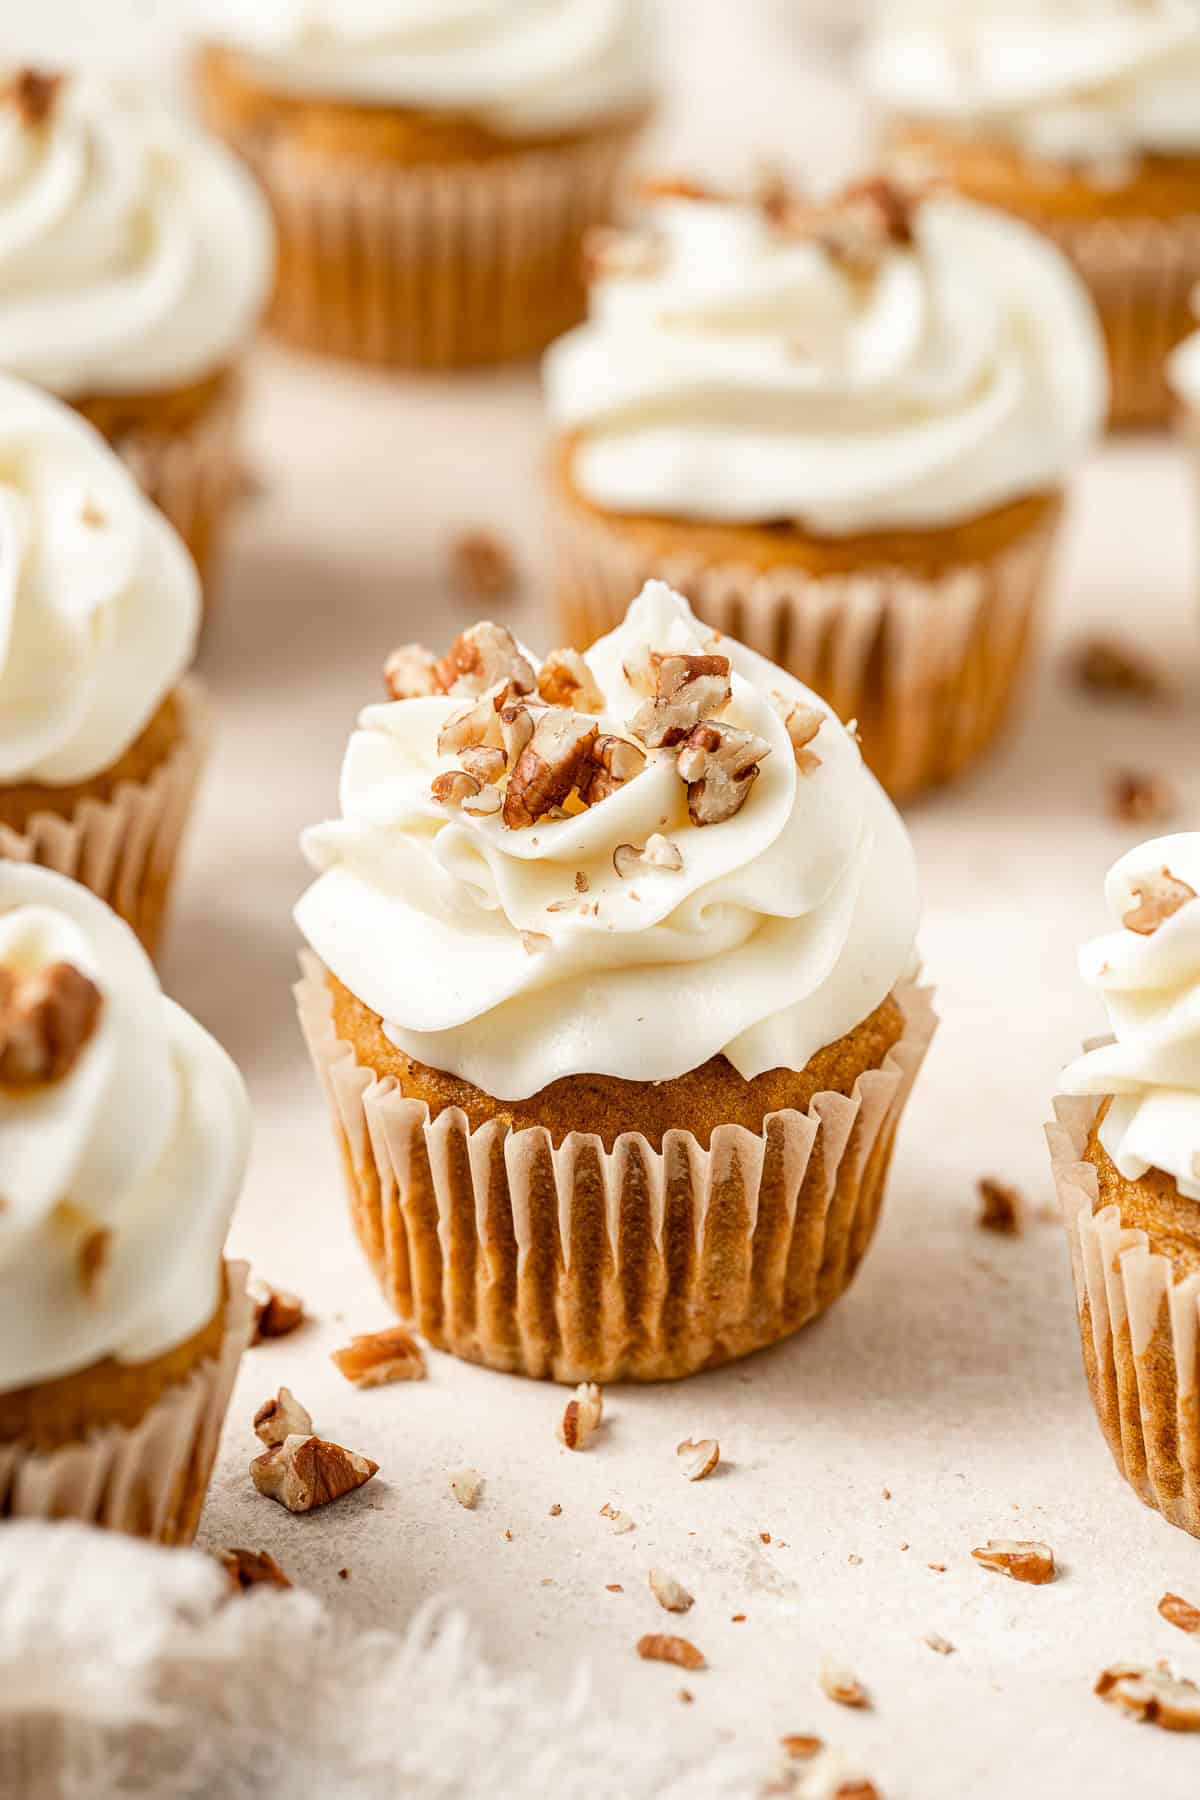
[383, 643, 438, 700]
[971, 1540, 1055, 1585]
[1122, 868, 1196, 936]
[431, 769, 483, 809]
[677, 1437, 720, 1482]
[460, 745, 507, 786]
[1070, 636, 1161, 702]
[1109, 771, 1176, 827]
[613, 834, 684, 879]
[0, 961, 103, 1088]
[629, 653, 732, 749]
[818, 1658, 870, 1708]
[248, 1281, 305, 1343]
[977, 1178, 1024, 1236]
[841, 174, 919, 246]
[435, 622, 533, 698]
[558, 1382, 603, 1450]
[1159, 1592, 1200, 1634]
[649, 1569, 694, 1614]
[676, 722, 771, 826]
[250, 1435, 378, 1514]
[7, 68, 62, 129]
[1095, 1664, 1200, 1731]
[450, 1468, 483, 1509]
[537, 650, 605, 713]
[218, 1547, 292, 1592]
[777, 698, 825, 771]
[436, 684, 507, 756]
[582, 734, 646, 805]
[503, 711, 598, 829]
[600, 1501, 635, 1533]
[779, 1735, 824, 1761]
[332, 1326, 426, 1388]
[499, 702, 535, 767]
[449, 533, 518, 604]
[253, 1386, 313, 1448]
[924, 1633, 956, 1656]
[637, 1633, 706, 1671]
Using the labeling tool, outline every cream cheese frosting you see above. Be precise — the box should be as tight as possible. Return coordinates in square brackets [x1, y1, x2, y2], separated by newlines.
[0, 68, 273, 397]
[0, 375, 199, 786]
[296, 582, 920, 1100]
[544, 186, 1107, 535]
[0, 865, 250, 1390]
[1168, 298, 1200, 409]
[1060, 836, 1200, 1202]
[200, 0, 655, 137]
[865, 0, 1200, 169]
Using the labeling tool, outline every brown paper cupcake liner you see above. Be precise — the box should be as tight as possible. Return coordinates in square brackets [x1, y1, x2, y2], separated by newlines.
[222, 123, 643, 368]
[1047, 1094, 1200, 1539]
[296, 954, 935, 1383]
[0, 678, 211, 959]
[550, 493, 1061, 805]
[0, 1262, 252, 1545]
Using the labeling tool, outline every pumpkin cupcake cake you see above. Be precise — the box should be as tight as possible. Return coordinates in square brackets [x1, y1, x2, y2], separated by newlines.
[194, 0, 654, 368]
[865, 0, 1200, 426]
[543, 173, 1106, 802]
[0, 375, 207, 956]
[0, 66, 273, 591]
[0, 864, 252, 1541]
[295, 581, 933, 1383]
[1048, 838, 1200, 1538]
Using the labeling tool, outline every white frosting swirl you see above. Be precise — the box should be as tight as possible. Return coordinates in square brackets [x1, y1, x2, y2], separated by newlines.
[1060, 834, 1200, 1202]
[296, 583, 919, 1101]
[1169, 298, 1200, 409]
[201, 0, 654, 137]
[0, 375, 199, 786]
[0, 866, 250, 1391]
[0, 69, 273, 396]
[544, 191, 1107, 534]
[865, 1, 1200, 167]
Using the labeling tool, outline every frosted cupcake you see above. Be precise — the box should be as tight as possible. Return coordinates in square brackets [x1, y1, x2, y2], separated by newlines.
[0, 374, 207, 955]
[1048, 840, 1200, 1538]
[865, 0, 1200, 427]
[295, 582, 933, 1383]
[544, 176, 1107, 802]
[0, 65, 273, 587]
[194, 1, 654, 368]
[0, 865, 252, 1541]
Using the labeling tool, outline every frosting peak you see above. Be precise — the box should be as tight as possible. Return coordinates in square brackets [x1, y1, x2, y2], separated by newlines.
[296, 583, 920, 1100]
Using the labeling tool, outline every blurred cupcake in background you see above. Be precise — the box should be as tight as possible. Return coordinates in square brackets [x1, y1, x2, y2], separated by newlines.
[1168, 290, 1200, 500]
[0, 65, 273, 593]
[865, 0, 1200, 427]
[194, 0, 655, 369]
[0, 865, 252, 1542]
[1048, 839, 1200, 1539]
[0, 376, 207, 957]
[543, 174, 1106, 802]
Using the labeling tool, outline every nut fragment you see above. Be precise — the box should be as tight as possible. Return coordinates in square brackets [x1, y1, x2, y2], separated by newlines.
[1070, 636, 1161, 702]
[7, 68, 62, 129]
[435, 621, 533, 698]
[250, 1435, 377, 1514]
[613, 834, 683, 879]
[779, 1735, 824, 1761]
[77, 1228, 111, 1298]
[924, 1633, 956, 1656]
[818, 1658, 869, 1708]
[503, 710, 598, 829]
[1109, 771, 1176, 827]
[449, 533, 518, 605]
[537, 649, 605, 713]
[677, 1437, 720, 1482]
[582, 734, 646, 805]
[253, 1386, 314, 1448]
[450, 1468, 483, 1509]
[1122, 868, 1196, 936]
[384, 643, 438, 700]
[1095, 1664, 1200, 1731]
[600, 1502, 635, 1533]
[637, 1633, 706, 1671]
[677, 722, 771, 826]
[431, 769, 483, 808]
[558, 1382, 603, 1450]
[460, 744, 508, 786]
[777, 699, 825, 771]
[971, 1540, 1055, 1585]
[499, 702, 535, 767]
[0, 961, 103, 1088]
[649, 1569, 694, 1614]
[977, 1178, 1024, 1236]
[331, 1326, 427, 1388]
[1159, 1592, 1200, 1634]
[218, 1547, 292, 1592]
[629, 653, 732, 749]
[247, 1281, 305, 1343]
[436, 684, 507, 756]
[583, 225, 666, 282]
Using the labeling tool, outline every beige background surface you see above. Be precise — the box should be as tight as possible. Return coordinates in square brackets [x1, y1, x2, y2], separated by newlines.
[13, 3, 1200, 1795]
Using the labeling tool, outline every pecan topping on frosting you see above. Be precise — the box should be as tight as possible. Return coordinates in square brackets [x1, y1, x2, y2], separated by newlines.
[435, 622, 535, 700]
[537, 649, 605, 713]
[676, 722, 771, 826]
[0, 961, 103, 1088]
[7, 69, 63, 130]
[1122, 868, 1197, 936]
[384, 643, 439, 701]
[503, 710, 599, 830]
[436, 684, 509, 757]
[629, 653, 732, 750]
[581, 734, 646, 805]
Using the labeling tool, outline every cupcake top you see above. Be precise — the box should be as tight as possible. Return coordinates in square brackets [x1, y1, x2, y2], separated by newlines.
[0, 865, 250, 1390]
[1060, 837, 1200, 1201]
[0, 375, 199, 787]
[0, 66, 273, 398]
[865, 0, 1200, 170]
[201, 0, 655, 137]
[545, 177, 1107, 536]
[296, 582, 919, 1101]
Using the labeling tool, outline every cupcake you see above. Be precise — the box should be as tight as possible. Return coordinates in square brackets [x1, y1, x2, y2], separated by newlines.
[0, 65, 273, 588]
[295, 581, 933, 1383]
[543, 175, 1107, 803]
[865, 0, 1200, 427]
[194, 2, 654, 369]
[0, 374, 207, 956]
[0, 864, 252, 1541]
[1047, 840, 1200, 1538]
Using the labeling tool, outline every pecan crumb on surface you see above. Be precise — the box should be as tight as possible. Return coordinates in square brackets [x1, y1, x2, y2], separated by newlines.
[1095, 1664, 1200, 1731]
[780, 1735, 824, 1760]
[7, 68, 63, 128]
[0, 960, 103, 1088]
[1109, 771, 1177, 828]
[450, 531, 518, 604]
[217, 1547, 292, 1593]
[637, 1633, 707, 1671]
[924, 1633, 956, 1656]
[678, 1688, 694, 1705]
[253, 1386, 313, 1448]
[1122, 868, 1196, 936]
[606, 1583, 624, 1593]
[549, 1503, 562, 1517]
[450, 1468, 483, 1510]
[248, 1280, 305, 1343]
[677, 1437, 720, 1482]
[977, 1177, 1025, 1236]
[649, 1569, 695, 1614]
[250, 1435, 378, 1514]
[599, 1501, 635, 1534]
[1070, 636, 1162, 702]
[1159, 1593, 1200, 1634]
[331, 1326, 426, 1388]
[819, 1657, 870, 1709]
[971, 1540, 1055, 1585]
[558, 1381, 603, 1450]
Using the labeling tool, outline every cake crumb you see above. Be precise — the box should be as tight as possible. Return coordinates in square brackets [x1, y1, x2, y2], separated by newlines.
[977, 1178, 1025, 1235]
[450, 529, 517, 602]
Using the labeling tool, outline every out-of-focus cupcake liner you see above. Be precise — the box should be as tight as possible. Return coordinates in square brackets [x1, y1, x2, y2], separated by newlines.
[0, 678, 211, 960]
[296, 954, 935, 1384]
[1047, 1092, 1200, 1540]
[219, 122, 643, 368]
[0, 1262, 252, 1546]
[550, 488, 1062, 805]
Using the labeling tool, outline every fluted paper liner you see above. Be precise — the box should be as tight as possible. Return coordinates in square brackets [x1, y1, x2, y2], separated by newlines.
[1047, 1093, 1200, 1539]
[219, 122, 643, 368]
[551, 489, 1061, 805]
[296, 955, 935, 1383]
[0, 678, 210, 960]
[0, 1262, 252, 1545]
